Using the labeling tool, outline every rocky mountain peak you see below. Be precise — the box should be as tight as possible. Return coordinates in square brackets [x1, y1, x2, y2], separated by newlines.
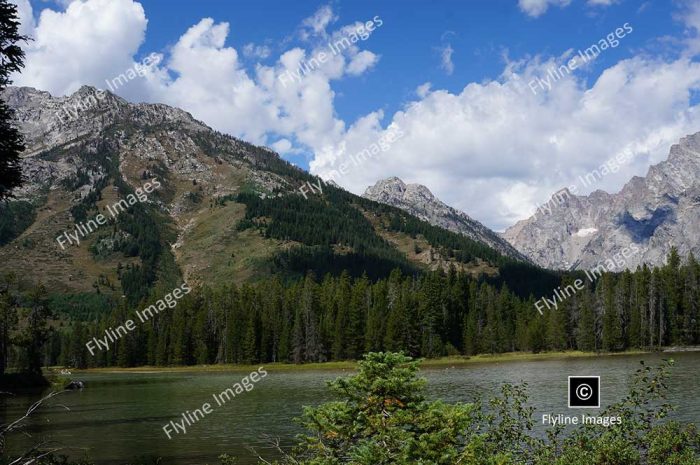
[406, 182, 436, 202]
[364, 176, 441, 203]
[364, 177, 528, 261]
[3, 85, 291, 202]
[503, 130, 700, 270]
[3, 86, 208, 157]
[364, 176, 406, 200]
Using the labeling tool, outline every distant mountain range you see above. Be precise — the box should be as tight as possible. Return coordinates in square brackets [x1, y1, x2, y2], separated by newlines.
[361, 137, 700, 273]
[503, 132, 700, 270]
[5, 84, 692, 292]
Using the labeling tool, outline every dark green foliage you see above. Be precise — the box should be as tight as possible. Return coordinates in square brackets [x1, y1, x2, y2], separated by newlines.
[0, 274, 59, 376]
[48, 249, 700, 369]
[491, 261, 561, 300]
[12, 284, 52, 374]
[119, 264, 154, 307]
[0, 101, 23, 200]
[111, 177, 177, 305]
[0, 1, 26, 87]
[235, 217, 255, 231]
[272, 246, 417, 281]
[235, 189, 421, 279]
[0, 370, 49, 389]
[236, 191, 392, 251]
[646, 422, 700, 465]
[290, 352, 475, 465]
[0, 200, 35, 245]
[367, 198, 561, 299]
[0, 0, 28, 201]
[0, 273, 17, 375]
[184, 190, 203, 204]
[48, 292, 116, 321]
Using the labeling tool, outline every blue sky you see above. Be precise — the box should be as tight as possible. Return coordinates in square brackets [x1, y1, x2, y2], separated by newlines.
[133, 0, 681, 136]
[11, 0, 700, 230]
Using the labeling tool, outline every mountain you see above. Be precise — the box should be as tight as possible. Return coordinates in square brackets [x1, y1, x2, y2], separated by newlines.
[0, 86, 551, 305]
[503, 131, 700, 271]
[363, 177, 527, 261]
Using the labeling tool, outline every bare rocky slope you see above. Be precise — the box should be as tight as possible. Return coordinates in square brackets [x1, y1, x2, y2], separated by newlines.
[363, 177, 528, 261]
[1, 85, 295, 292]
[503, 132, 700, 271]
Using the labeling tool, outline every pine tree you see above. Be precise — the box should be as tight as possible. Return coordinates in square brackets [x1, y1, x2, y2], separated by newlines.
[347, 274, 369, 359]
[331, 271, 351, 360]
[547, 301, 567, 351]
[0, 273, 17, 375]
[17, 285, 51, 374]
[0, 0, 28, 200]
[663, 247, 682, 345]
[48, 250, 700, 368]
[497, 285, 515, 352]
[601, 274, 623, 351]
[628, 266, 644, 348]
[301, 273, 323, 362]
[242, 314, 258, 364]
[462, 281, 479, 355]
[68, 322, 87, 369]
[682, 254, 700, 345]
[576, 290, 596, 352]
[482, 287, 501, 353]
[364, 279, 387, 353]
[419, 273, 444, 357]
[528, 311, 547, 353]
[291, 305, 304, 363]
[384, 282, 410, 353]
[514, 299, 532, 352]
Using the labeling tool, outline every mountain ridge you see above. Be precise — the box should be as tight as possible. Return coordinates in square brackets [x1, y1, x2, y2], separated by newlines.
[503, 131, 700, 270]
[363, 176, 528, 261]
[0, 85, 546, 302]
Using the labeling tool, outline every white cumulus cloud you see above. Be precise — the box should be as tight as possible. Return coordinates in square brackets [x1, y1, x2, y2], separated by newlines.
[310, 55, 700, 230]
[12, 0, 147, 96]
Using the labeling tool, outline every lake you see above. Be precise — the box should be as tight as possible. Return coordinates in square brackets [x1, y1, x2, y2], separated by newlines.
[3, 352, 700, 464]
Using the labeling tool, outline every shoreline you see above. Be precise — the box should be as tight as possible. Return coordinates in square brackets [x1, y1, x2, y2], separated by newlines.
[55, 349, 664, 375]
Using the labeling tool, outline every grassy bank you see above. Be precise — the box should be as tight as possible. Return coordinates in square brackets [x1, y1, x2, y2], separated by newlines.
[57, 349, 655, 375]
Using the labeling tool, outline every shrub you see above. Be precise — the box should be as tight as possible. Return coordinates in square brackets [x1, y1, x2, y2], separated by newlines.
[266, 353, 699, 465]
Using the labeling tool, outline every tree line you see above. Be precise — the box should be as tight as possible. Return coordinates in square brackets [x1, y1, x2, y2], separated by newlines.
[0, 248, 685, 369]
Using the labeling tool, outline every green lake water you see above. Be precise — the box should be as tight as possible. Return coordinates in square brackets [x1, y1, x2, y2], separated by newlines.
[3, 352, 700, 464]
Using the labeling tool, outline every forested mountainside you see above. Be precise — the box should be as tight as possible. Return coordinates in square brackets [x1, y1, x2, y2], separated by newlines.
[0, 85, 553, 313]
